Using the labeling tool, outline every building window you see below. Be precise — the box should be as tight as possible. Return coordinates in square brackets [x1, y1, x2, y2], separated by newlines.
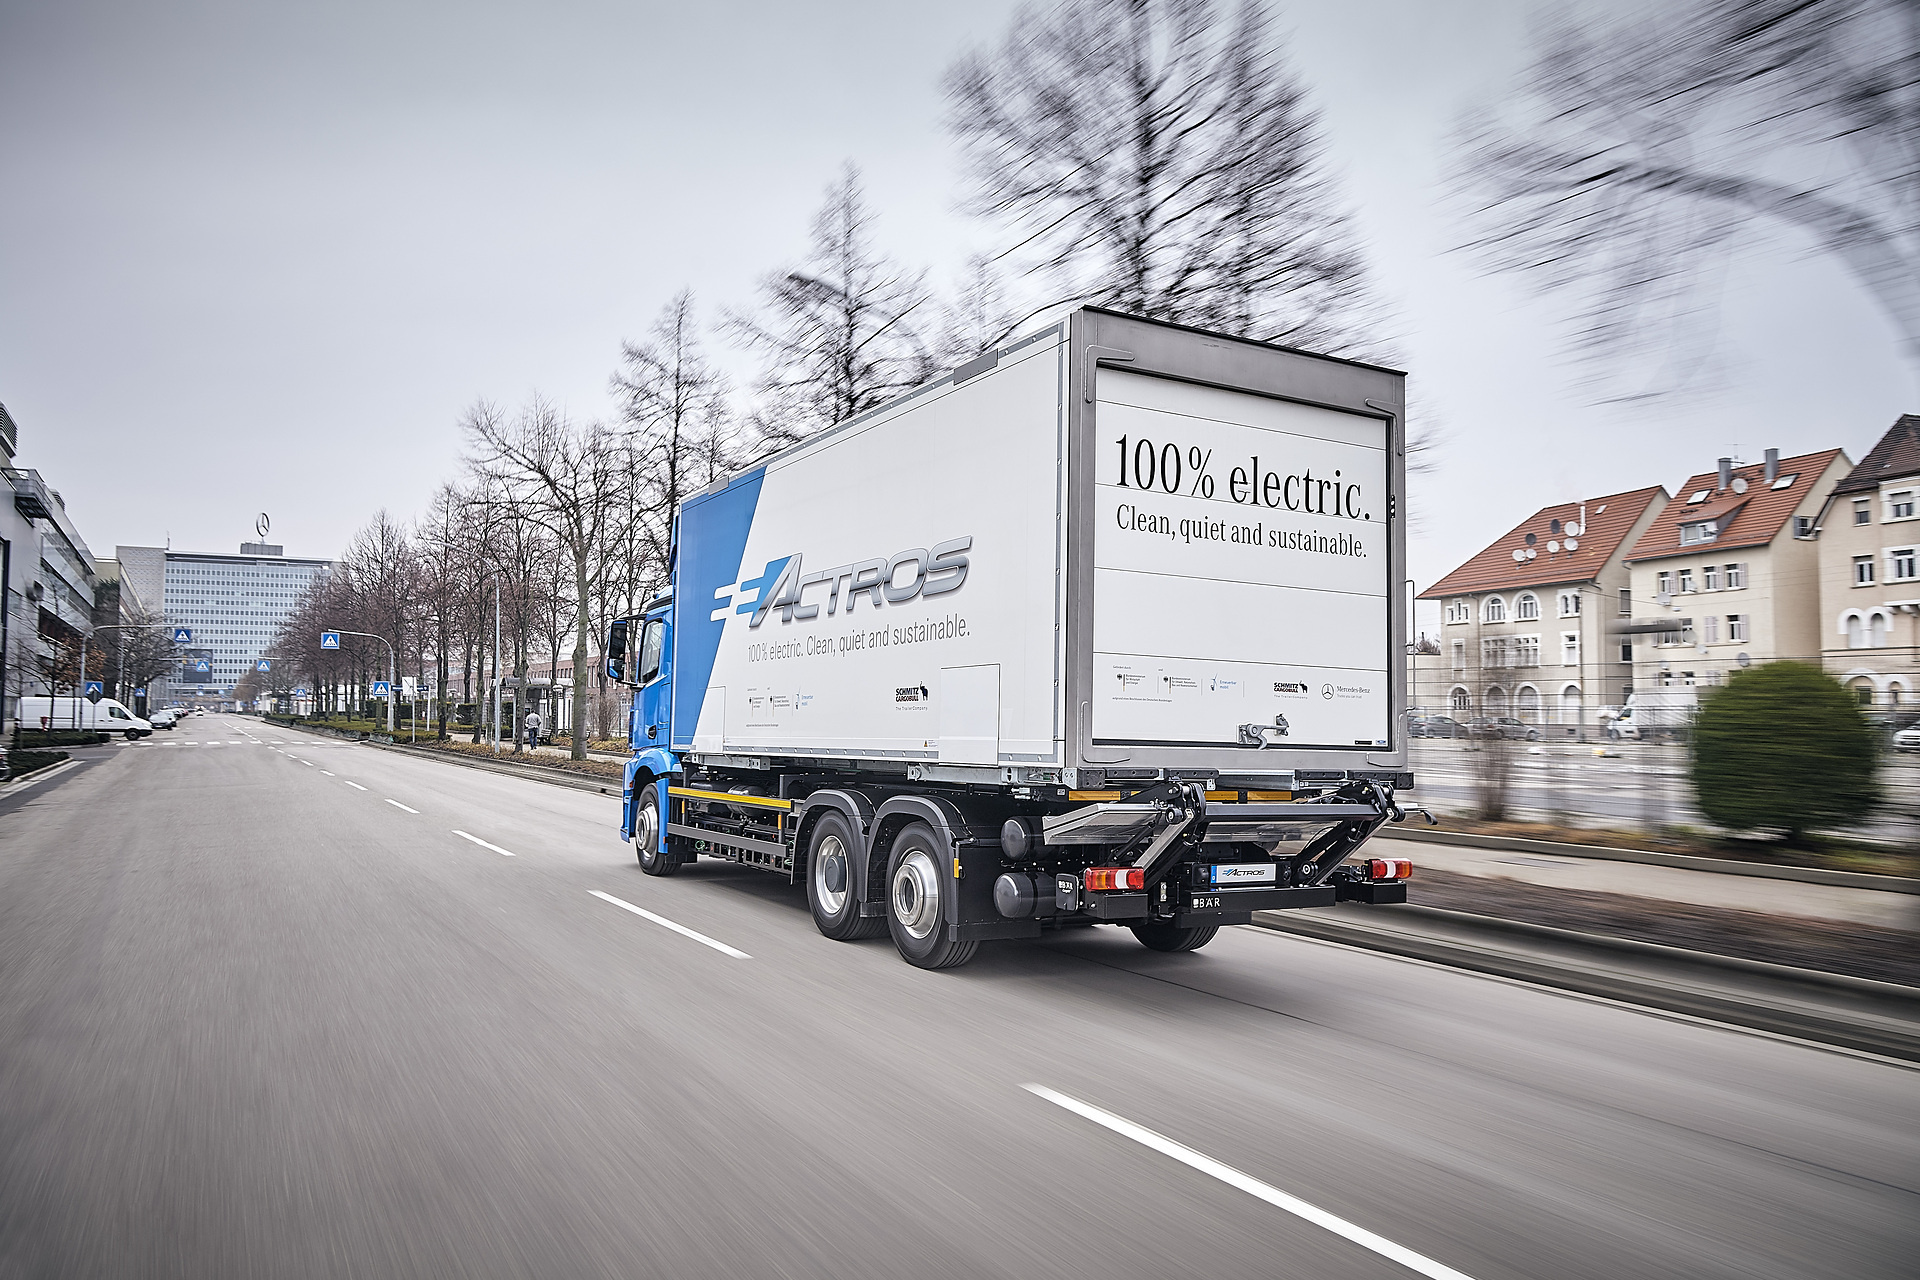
[1450, 686, 1470, 711]
[1891, 547, 1917, 581]
[1451, 640, 1465, 671]
[1679, 520, 1717, 545]
[1678, 568, 1695, 593]
[1855, 499, 1872, 525]
[1619, 641, 1633, 662]
[1618, 588, 1631, 615]
[1657, 571, 1672, 595]
[1445, 598, 1469, 624]
[1702, 615, 1718, 643]
[1482, 638, 1511, 668]
[1893, 491, 1916, 520]
[1702, 563, 1721, 591]
[1727, 614, 1746, 642]
[1516, 685, 1540, 723]
[1483, 596, 1507, 623]
[1558, 591, 1581, 616]
[1871, 611, 1890, 646]
[1515, 635, 1540, 667]
[1855, 555, 1876, 586]
[1562, 632, 1580, 665]
[1514, 593, 1540, 621]
[1795, 515, 1815, 537]
[1853, 680, 1874, 706]
[1725, 562, 1746, 589]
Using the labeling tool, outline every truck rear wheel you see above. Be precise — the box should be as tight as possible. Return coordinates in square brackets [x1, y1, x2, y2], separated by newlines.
[1129, 921, 1219, 953]
[885, 823, 977, 970]
[807, 812, 883, 940]
[634, 785, 681, 876]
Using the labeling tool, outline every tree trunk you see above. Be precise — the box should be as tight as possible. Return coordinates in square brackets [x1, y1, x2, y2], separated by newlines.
[571, 547, 591, 760]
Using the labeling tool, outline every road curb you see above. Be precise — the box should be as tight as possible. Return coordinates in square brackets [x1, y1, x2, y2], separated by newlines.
[1253, 904, 1920, 1062]
[1374, 825, 1920, 895]
[361, 739, 620, 796]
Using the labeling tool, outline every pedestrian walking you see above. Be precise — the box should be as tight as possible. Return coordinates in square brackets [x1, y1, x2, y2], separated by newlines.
[524, 709, 542, 748]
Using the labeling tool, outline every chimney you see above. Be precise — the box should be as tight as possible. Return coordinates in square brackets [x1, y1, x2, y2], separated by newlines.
[1717, 457, 1733, 491]
[1763, 448, 1778, 484]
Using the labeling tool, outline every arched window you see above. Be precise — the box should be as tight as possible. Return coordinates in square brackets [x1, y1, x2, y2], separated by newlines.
[1483, 596, 1507, 623]
[1516, 685, 1540, 723]
[1889, 682, 1905, 707]
[1560, 684, 1582, 725]
[1846, 614, 1865, 648]
[1514, 593, 1540, 621]
[1450, 686, 1471, 711]
[1852, 679, 1875, 707]
[1485, 685, 1508, 715]
[1869, 611, 1890, 647]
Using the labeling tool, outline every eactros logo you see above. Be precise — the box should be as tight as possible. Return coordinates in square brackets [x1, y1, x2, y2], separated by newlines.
[714, 537, 972, 628]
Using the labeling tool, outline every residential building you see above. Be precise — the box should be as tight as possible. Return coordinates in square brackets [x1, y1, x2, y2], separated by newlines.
[1815, 415, 1920, 711]
[1623, 448, 1851, 692]
[1417, 486, 1669, 731]
[1, 402, 103, 735]
[117, 542, 332, 707]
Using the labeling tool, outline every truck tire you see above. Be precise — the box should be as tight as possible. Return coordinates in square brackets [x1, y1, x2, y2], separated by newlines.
[885, 822, 977, 970]
[1129, 921, 1220, 953]
[634, 785, 680, 876]
[807, 812, 884, 940]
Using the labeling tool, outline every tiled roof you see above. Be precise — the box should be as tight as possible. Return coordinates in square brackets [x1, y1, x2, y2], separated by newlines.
[1626, 449, 1845, 561]
[1418, 486, 1666, 599]
[1832, 415, 1920, 495]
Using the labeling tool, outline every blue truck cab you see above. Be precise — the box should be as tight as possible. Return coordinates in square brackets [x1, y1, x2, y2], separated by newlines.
[609, 596, 677, 873]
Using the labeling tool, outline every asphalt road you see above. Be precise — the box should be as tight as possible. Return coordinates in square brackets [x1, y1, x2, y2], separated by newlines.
[2, 717, 1914, 1279]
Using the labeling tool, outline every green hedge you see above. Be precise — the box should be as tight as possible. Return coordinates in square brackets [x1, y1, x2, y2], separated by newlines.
[5, 748, 70, 779]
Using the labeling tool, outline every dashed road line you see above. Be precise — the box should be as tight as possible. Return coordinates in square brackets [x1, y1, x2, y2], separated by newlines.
[1022, 1085, 1476, 1280]
[344, 781, 368, 791]
[589, 890, 751, 959]
[385, 799, 419, 813]
[452, 830, 516, 857]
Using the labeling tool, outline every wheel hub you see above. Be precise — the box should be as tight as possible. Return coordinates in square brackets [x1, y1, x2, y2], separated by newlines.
[814, 834, 848, 914]
[891, 849, 941, 940]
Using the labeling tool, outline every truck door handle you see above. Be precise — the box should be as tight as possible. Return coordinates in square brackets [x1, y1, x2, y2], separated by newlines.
[647, 725, 658, 739]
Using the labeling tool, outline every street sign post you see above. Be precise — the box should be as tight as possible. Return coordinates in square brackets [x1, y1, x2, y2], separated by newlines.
[371, 680, 391, 698]
[321, 629, 396, 733]
[320, 632, 340, 650]
[84, 680, 103, 698]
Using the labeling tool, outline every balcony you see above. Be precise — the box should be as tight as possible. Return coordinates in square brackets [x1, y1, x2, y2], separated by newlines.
[6, 467, 53, 520]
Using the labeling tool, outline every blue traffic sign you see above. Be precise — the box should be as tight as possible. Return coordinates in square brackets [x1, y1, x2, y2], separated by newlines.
[172, 627, 192, 644]
[194, 659, 211, 673]
[370, 680, 391, 697]
[84, 680, 103, 696]
[294, 687, 309, 696]
[134, 687, 147, 697]
[256, 659, 273, 672]
[320, 632, 340, 650]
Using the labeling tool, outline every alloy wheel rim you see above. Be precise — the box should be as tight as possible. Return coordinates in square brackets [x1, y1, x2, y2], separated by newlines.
[813, 834, 848, 915]
[891, 849, 941, 940]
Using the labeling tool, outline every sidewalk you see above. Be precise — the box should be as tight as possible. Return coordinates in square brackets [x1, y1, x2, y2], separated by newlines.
[1385, 833, 1918, 932]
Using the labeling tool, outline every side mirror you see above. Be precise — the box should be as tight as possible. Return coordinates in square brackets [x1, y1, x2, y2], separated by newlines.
[606, 619, 629, 683]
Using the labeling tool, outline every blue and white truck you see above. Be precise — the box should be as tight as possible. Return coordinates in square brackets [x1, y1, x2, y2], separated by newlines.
[607, 308, 1423, 969]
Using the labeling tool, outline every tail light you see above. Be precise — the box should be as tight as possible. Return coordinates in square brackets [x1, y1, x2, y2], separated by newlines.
[1368, 858, 1412, 881]
[1083, 867, 1146, 891]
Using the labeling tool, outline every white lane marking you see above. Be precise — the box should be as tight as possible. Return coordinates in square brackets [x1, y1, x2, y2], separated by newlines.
[300, 760, 314, 767]
[588, 890, 751, 959]
[227, 740, 242, 744]
[384, 799, 419, 813]
[453, 830, 516, 857]
[270, 741, 284, 744]
[1022, 1085, 1478, 1280]
[344, 781, 368, 791]
[320, 770, 334, 776]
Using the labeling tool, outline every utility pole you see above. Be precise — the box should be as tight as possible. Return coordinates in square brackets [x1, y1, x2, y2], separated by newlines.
[492, 574, 502, 756]
[321, 630, 397, 733]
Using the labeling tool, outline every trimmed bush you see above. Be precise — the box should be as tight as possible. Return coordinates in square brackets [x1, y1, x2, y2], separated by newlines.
[1690, 662, 1879, 841]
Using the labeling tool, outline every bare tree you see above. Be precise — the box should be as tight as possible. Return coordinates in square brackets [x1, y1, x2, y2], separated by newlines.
[1454, 0, 1920, 394]
[464, 396, 622, 760]
[946, 0, 1380, 352]
[728, 165, 939, 444]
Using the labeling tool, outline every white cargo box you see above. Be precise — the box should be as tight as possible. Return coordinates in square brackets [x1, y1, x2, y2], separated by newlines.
[673, 308, 1407, 779]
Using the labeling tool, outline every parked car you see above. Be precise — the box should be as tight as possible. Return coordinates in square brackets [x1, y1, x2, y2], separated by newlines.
[1409, 714, 1466, 738]
[1465, 716, 1541, 741]
[147, 709, 179, 730]
[1895, 725, 1920, 752]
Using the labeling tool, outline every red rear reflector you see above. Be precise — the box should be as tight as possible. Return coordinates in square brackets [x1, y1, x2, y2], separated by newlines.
[1368, 858, 1412, 881]
[1084, 867, 1145, 891]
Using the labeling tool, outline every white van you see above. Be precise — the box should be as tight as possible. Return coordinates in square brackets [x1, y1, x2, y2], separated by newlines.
[19, 696, 154, 739]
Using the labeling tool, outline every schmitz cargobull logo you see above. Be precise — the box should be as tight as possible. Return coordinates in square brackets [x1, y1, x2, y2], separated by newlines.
[713, 537, 972, 628]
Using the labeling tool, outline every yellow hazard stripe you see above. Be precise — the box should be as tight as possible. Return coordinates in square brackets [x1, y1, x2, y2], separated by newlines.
[668, 786, 793, 811]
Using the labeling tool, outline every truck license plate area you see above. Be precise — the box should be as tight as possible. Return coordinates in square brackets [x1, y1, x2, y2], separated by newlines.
[1208, 862, 1276, 887]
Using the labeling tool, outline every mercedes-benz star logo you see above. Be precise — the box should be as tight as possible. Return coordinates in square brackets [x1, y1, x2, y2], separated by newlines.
[256, 513, 271, 539]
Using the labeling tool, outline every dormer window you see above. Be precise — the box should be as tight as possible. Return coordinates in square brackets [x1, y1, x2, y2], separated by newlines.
[1679, 520, 1718, 545]
[1687, 490, 1710, 504]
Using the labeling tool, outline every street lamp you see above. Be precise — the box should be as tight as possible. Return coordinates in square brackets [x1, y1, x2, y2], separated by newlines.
[323, 629, 398, 733]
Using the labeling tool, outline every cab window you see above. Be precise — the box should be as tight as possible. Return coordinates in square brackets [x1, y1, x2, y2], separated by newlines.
[108, 706, 129, 720]
[638, 619, 665, 683]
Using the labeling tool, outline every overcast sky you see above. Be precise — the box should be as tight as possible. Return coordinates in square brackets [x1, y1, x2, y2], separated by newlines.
[4, 0, 1911, 616]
